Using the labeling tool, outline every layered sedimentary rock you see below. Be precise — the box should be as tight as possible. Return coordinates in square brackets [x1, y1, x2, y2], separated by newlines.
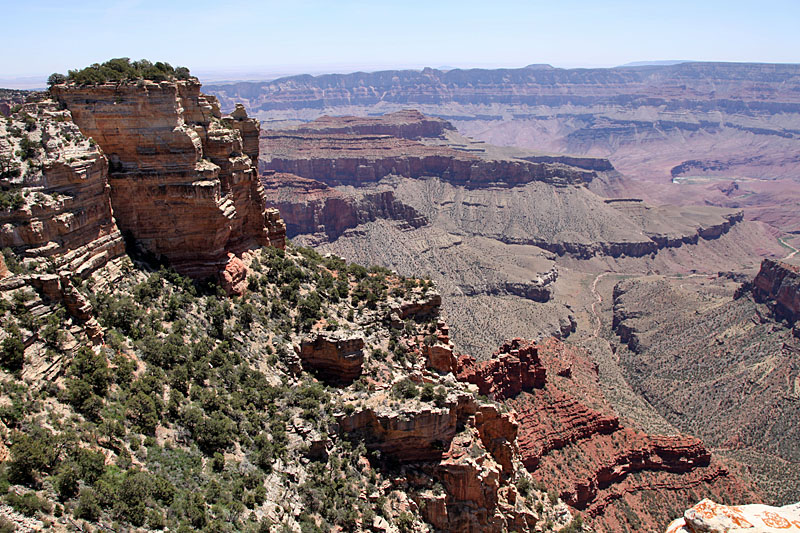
[261, 171, 426, 241]
[260, 126, 594, 189]
[297, 331, 364, 384]
[613, 273, 800, 504]
[750, 258, 800, 322]
[0, 101, 124, 277]
[337, 388, 540, 531]
[51, 80, 285, 282]
[456, 338, 546, 399]
[205, 62, 800, 234]
[452, 337, 756, 533]
[666, 499, 800, 533]
[292, 109, 455, 139]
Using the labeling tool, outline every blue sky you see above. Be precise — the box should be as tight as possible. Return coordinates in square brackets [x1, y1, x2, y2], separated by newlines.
[2, 0, 799, 85]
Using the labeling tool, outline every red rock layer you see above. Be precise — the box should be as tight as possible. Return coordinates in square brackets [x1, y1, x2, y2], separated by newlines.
[456, 338, 546, 399]
[750, 258, 800, 322]
[454, 337, 757, 533]
[52, 81, 285, 283]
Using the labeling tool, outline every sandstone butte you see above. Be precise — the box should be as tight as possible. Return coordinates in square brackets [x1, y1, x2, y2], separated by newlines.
[46, 80, 286, 293]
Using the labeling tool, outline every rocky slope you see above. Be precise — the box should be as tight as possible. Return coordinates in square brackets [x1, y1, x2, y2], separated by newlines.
[612, 271, 800, 504]
[450, 338, 756, 533]
[51, 81, 285, 286]
[205, 62, 800, 235]
[259, 112, 778, 357]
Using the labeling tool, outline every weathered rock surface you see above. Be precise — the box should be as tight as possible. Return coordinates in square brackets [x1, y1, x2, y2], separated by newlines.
[337, 387, 539, 531]
[260, 120, 595, 189]
[455, 337, 757, 533]
[298, 331, 364, 384]
[456, 338, 546, 399]
[666, 499, 800, 533]
[261, 171, 426, 242]
[292, 109, 455, 139]
[51, 80, 285, 284]
[0, 102, 124, 277]
[750, 259, 800, 322]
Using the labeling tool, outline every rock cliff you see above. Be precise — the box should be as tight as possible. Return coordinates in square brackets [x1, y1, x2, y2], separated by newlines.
[452, 337, 757, 533]
[261, 171, 426, 242]
[292, 109, 455, 139]
[260, 124, 595, 189]
[749, 258, 800, 322]
[51, 80, 285, 285]
[0, 100, 124, 278]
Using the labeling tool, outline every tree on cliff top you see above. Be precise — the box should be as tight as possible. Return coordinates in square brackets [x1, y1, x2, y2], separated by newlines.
[48, 58, 193, 87]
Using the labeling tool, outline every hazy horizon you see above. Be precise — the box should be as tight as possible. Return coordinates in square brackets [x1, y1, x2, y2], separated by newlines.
[3, 0, 800, 89]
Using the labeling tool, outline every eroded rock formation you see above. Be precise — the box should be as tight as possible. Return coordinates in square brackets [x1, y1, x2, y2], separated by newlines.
[750, 258, 800, 322]
[298, 331, 364, 384]
[261, 171, 426, 241]
[453, 337, 756, 533]
[293, 109, 455, 139]
[51, 80, 285, 285]
[666, 498, 800, 533]
[260, 124, 594, 189]
[0, 101, 124, 278]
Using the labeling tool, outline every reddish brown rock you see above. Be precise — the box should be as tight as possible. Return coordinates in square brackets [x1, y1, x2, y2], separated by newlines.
[0, 254, 8, 279]
[219, 253, 247, 296]
[456, 337, 758, 533]
[298, 332, 364, 384]
[51, 80, 285, 284]
[338, 388, 530, 532]
[456, 338, 547, 400]
[750, 258, 800, 322]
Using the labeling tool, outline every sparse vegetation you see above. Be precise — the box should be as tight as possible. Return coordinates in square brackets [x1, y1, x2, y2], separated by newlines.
[50, 58, 193, 86]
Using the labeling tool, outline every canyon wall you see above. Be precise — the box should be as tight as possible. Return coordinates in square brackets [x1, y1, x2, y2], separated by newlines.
[0, 101, 124, 278]
[51, 80, 285, 281]
[449, 337, 757, 533]
[260, 130, 594, 189]
[750, 258, 800, 322]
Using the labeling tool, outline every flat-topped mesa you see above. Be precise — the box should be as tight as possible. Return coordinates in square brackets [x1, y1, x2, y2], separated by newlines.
[260, 113, 594, 189]
[292, 109, 455, 139]
[51, 80, 285, 284]
[749, 258, 800, 322]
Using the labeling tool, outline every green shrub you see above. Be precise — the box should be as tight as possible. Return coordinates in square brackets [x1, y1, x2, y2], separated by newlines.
[5, 490, 52, 517]
[65, 58, 192, 85]
[0, 325, 25, 372]
[392, 378, 418, 399]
